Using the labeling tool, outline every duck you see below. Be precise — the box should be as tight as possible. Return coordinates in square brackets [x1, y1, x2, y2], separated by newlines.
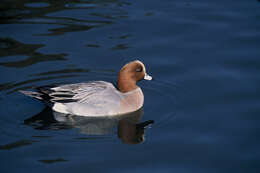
[20, 60, 152, 117]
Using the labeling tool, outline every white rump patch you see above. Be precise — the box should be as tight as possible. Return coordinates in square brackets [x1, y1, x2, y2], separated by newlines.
[53, 103, 69, 114]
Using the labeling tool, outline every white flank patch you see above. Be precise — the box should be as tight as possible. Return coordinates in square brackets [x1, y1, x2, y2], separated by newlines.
[53, 103, 69, 114]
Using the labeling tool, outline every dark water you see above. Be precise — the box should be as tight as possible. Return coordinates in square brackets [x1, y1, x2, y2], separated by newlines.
[1, 0, 260, 172]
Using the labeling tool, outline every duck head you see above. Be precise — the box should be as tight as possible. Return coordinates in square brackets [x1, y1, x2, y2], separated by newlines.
[118, 60, 152, 93]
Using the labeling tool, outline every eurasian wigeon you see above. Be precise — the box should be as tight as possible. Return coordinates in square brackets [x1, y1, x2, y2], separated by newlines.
[20, 60, 152, 117]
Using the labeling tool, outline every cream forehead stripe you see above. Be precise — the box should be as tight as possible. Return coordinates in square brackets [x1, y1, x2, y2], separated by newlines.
[120, 60, 146, 73]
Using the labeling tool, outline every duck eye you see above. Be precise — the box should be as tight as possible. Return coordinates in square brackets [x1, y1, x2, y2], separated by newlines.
[136, 67, 143, 72]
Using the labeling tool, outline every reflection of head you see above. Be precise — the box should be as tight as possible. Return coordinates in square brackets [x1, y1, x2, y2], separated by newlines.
[117, 117, 154, 144]
[118, 119, 144, 144]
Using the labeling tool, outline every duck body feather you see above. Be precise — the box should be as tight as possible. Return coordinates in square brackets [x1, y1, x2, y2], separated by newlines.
[21, 81, 144, 117]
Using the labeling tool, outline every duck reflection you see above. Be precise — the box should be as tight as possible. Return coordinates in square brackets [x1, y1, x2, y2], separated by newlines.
[118, 116, 154, 144]
[24, 107, 154, 144]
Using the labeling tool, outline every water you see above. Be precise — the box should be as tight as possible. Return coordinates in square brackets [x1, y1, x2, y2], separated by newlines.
[0, 0, 260, 172]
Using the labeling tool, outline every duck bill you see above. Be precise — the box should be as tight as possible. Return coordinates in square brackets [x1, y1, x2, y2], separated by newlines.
[144, 73, 152, 80]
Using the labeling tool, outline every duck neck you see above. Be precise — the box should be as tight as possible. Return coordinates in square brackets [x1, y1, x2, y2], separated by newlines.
[117, 74, 138, 93]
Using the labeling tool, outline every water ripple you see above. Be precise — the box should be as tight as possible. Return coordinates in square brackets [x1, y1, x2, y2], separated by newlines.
[0, 0, 129, 36]
[0, 38, 67, 68]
